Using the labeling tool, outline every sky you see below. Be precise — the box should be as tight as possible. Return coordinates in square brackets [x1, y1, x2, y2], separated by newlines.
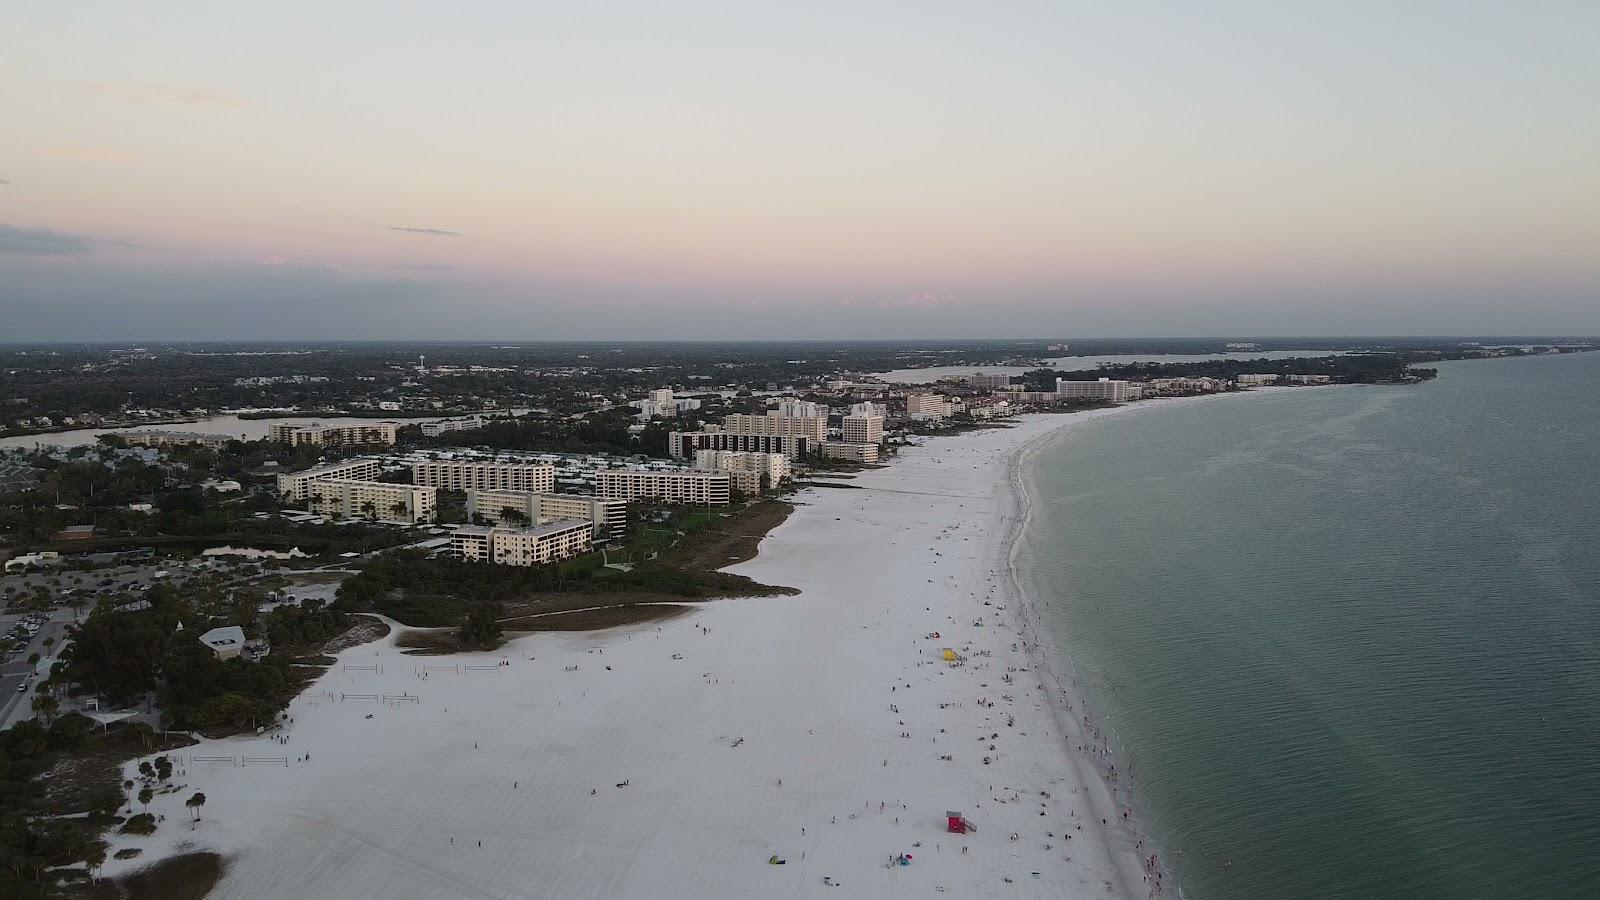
[3, 2, 1598, 340]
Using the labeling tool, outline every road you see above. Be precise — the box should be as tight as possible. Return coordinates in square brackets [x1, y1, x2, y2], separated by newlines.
[0, 609, 73, 727]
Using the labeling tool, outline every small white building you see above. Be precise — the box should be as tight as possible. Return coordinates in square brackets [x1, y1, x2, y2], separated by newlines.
[4, 551, 61, 572]
[199, 626, 247, 660]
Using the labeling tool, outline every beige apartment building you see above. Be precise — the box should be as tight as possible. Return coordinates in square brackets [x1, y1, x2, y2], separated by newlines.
[269, 422, 399, 446]
[465, 489, 628, 541]
[276, 457, 383, 501]
[841, 414, 884, 445]
[122, 430, 238, 450]
[668, 429, 811, 460]
[719, 413, 828, 445]
[307, 478, 437, 524]
[692, 450, 789, 495]
[411, 460, 556, 493]
[821, 441, 881, 464]
[904, 394, 961, 420]
[451, 520, 593, 567]
[596, 469, 731, 506]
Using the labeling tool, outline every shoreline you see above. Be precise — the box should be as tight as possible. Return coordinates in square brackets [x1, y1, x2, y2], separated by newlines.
[995, 391, 1305, 899]
[97, 391, 1298, 898]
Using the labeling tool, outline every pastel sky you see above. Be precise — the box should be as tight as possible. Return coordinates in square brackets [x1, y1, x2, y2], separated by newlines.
[3, 2, 1598, 340]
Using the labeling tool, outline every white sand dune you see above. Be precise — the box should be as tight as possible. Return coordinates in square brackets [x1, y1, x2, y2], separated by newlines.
[103, 401, 1260, 898]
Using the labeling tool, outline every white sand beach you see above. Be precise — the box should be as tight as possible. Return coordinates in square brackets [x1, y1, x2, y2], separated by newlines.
[100, 399, 1271, 898]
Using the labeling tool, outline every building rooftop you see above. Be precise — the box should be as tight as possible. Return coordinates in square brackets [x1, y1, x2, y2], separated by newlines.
[199, 625, 246, 650]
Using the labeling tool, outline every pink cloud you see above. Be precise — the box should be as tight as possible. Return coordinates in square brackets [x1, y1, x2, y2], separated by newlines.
[74, 81, 250, 110]
[42, 145, 135, 163]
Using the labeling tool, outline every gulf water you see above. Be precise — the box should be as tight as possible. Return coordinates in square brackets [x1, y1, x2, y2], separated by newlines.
[1019, 353, 1600, 898]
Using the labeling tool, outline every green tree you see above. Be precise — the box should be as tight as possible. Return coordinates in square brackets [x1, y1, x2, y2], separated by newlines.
[138, 786, 153, 811]
[186, 791, 206, 821]
[457, 602, 504, 649]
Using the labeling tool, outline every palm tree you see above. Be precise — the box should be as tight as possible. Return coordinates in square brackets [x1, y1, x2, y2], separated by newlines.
[360, 500, 377, 520]
[123, 779, 135, 813]
[390, 500, 409, 521]
[138, 786, 153, 811]
[186, 792, 206, 821]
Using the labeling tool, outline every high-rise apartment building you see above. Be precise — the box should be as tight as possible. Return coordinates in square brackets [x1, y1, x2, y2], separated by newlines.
[968, 372, 1013, 390]
[465, 489, 628, 541]
[841, 414, 884, 445]
[904, 394, 959, 420]
[269, 422, 399, 446]
[276, 458, 383, 501]
[411, 460, 555, 493]
[596, 469, 731, 506]
[1055, 378, 1136, 401]
[692, 450, 789, 495]
[720, 413, 827, 445]
[820, 441, 881, 463]
[451, 521, 593, 566]
[667, 430, 810, 460]
[307, 479, 437, 524]
[772, 399, 826, 418]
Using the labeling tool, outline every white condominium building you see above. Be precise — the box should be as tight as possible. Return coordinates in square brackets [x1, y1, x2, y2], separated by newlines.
[1055, 378, 1136, 402]
[451, 520, 593, 567]
[1236, 374, 1280, 386]
[307, 479, 437, 524]
[596, 469, 731, 506]
[848, 401, 886, 417]
[841, 414, 884, 445]
[411, 460, 556, 493]
[420, 414, 488, 437]
[1285, 374, 1333, 384]
[465, 489, 628, 541]
[720, 413, 827, 445]
[692, 450, 789, 495]
[269, 422, 399, 446]
[772, 399, 826, 418]
[277, 458, 383, 501]
[821, 441, 881, 464]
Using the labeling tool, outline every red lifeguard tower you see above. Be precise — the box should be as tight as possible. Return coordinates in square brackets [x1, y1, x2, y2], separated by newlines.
[947, 811, 976, 833]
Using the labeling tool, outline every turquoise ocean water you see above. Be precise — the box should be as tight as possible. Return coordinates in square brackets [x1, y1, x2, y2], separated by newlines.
[1019, 353, 1600, 899]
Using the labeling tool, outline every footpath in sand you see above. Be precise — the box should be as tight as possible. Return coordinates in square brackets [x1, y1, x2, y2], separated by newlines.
[105, 409, 1184, 899]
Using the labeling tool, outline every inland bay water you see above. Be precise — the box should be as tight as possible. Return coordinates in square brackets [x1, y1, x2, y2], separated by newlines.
[1019, 353, 1600, 898]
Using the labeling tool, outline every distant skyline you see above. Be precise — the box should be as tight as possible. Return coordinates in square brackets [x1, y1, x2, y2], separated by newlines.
[4, 2, 1598, 340]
